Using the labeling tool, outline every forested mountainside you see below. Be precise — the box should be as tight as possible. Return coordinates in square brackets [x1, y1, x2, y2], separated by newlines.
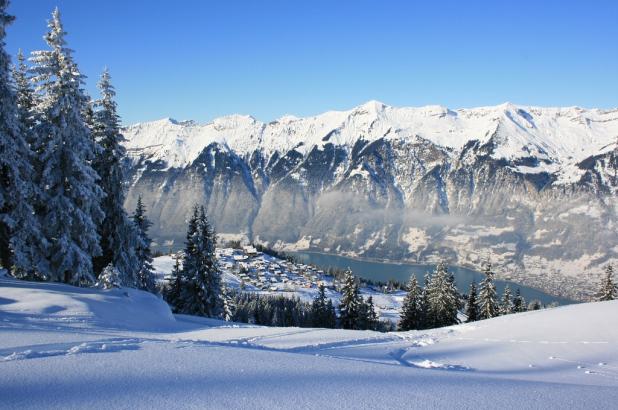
[123, 101, 618, 300]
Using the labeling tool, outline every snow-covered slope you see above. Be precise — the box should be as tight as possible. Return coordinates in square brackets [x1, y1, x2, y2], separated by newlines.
[1, 274, 618, 409]
[0, 273, 175, 331]
[122, 102, 618, 301]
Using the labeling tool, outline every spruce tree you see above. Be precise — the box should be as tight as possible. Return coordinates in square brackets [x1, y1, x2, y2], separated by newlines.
[92, 69, 140, 283]
[399, 275, 422, 330]
[221, 284, 234, 321]
[528, 300, 541, 311]
[598, 264, 617, 301]
[12, 49, 37, 141]
[339, 268, 361, 329]
[418, 273, 431, 329]
[311, 283, 329, 327]
[132, 196, 156, 292]
[426, 261, 460, 328]
[165, 254, 183, 312]
[364, 295, 378, 331]
[180, 205, 222, 317]
[465, 282, 479, 323]
[512, 288, 525, 313]
[478, 262, 499, 320]
[500, 285, 514, 315]
[0, 1, 45, 277]
[30, 9, 104, 284]
[96, 263, 121, 289]
[325, 298, 337, 328]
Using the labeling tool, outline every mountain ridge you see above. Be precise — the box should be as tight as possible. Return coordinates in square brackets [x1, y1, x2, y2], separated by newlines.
[122, 101, 618, 301]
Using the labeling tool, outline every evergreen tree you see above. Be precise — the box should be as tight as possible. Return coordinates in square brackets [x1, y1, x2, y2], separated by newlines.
[311, 283, 330, 327]
[324, 298, 337, 328]
[180, 205, 222, 318]
[96, 263, 121, 289]
[426, 261, 460, 328]
[528, 300, 541, 311]
[165, 254, 183, 312]
[478, 261, 499, 320]
[92, 69, 140, 284]
[512, 288, 526, 313]
[339, 268, 361, 329]
[598, 264, 617, 301]
[30, 9, 104, 284]
[363, 295, 378, 331]
[221, 284, 234, 321]
[399, 275, 422, 330]
[500, 285, 514, 315]
[0, 1, 45, 277]
[417, 273, 431, 329]
[465, 282, 479, 323]
[12, 49, 37, 140]
[132, 196, 156, 292]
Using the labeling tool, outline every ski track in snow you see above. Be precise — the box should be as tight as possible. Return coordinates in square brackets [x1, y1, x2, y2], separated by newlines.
[2, 275, 618, 409]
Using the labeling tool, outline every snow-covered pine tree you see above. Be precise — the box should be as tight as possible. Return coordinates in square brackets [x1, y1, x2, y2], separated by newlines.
[0, 1, 45, 278]
[478, 261, 499, 320]
[528, 300, 541, 311]
[364, 295, 378, 331]
[96, 263, 121, 289]
[399, 275, 422, 331]
[220, 284, 234, 321]
[165, 254, 183, 312]
[500, 285, 514, 315]
[12, 49, 37, 141]
[598, 264, 617, 301]
[426, 261, 460, 328]
[132, 196, 156, 292]
[180, 205, 222, 318]
[512, 288, 525, 312]
[465, 282, 478, 323]
[92, 69, 140, 284]
[418, 273, 431, 329]
[339, 268, 361, 329]
[29, 8, 104, 285]
[325, 298, 337, 329]
[311, 283, 329, 327]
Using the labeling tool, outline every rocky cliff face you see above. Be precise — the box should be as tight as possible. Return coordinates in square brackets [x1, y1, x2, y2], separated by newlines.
[123, 102, 618, 300]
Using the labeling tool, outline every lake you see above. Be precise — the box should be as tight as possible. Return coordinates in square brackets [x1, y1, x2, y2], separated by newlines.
[291, 251, 574, 306]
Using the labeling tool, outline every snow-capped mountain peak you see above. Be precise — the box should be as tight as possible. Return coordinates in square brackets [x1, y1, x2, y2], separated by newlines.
[124, 101, 618, 180]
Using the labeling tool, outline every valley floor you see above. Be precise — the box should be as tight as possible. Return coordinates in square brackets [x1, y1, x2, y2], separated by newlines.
[1, 274, 617, 409]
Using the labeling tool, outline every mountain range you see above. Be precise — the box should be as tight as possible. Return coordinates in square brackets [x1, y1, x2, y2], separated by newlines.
[121, 101, 618, 301]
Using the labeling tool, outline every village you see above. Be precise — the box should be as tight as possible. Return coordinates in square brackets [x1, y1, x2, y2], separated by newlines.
[217, 245, 327, 293]
[154, 245, 405, 322]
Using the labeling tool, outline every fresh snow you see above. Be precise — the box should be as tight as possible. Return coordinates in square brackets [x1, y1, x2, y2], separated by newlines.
[1, 272, 618, 409]
[123, 101, 618, 184]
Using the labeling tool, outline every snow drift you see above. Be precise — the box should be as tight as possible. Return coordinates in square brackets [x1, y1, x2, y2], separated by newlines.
[1, 274, 617, 409]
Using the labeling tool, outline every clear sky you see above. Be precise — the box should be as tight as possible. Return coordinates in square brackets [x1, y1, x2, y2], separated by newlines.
[5, 0, 618, 124]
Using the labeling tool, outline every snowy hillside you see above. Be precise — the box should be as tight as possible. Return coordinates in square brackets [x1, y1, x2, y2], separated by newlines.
[1, 273, 617, 409]
[122, 102, 618, 301]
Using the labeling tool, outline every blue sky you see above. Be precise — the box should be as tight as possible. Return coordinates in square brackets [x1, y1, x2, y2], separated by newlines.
[5, 0, 618, 124]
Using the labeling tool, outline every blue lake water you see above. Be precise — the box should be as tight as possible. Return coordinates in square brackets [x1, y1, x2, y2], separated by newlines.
[291, 251, 574, 306]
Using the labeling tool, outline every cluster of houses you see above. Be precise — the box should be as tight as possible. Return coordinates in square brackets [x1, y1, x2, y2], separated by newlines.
[216, 246, 328, 293]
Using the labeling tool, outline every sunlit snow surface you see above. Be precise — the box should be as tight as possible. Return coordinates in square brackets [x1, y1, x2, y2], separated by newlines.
[1, 272, 617, 409]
